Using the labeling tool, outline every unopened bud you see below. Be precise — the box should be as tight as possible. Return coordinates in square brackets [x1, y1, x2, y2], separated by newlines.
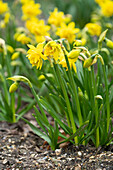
[78, 87, 84, 101]
[104, 38, 113, 49]
[9, 82, 19, 93]
[68, 49, 81, 62]
[98, 29, 108, 50]
[0, 38, 7, 55]
[73, 40, 82, 47]
[11, 61, 22, 66]
[7, 75, 32, 88]
[11, 52, 20, 60]
[95, 95, 103, 100]
[7, 45, 14, 53]
[83, 54, 97, 68]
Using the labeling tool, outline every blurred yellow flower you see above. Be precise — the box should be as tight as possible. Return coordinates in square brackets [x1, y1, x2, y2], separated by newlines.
[48, 8, 65, 27]
[4, 12, 10, 24]
[22, 1, 42, 20]
[0, 0, 9, 14]
[56, 22, 80, 43]
[1, 12, 10, 28]
[101, 0, 113, 17]
[44, 41, 63, 62]
[7, 45, 14, 53]
[11, 52, 20, 60]
[26, 19, 50, 43]
[27, 44, 47, 69]
[85, 23, 101, 36]
[16, 33, 31, 44]
[20, 0, 34, 4]
[95, 0, 107, 5]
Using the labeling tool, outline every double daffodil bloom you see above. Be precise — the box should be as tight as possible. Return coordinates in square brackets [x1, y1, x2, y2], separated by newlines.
[85, 23, 101, 36]
[22, 1, 42, 20]
[26, 43, 47, 69]
[26, 19, 50, 43]
[44, 41, 63, 62]
[56, 22, 80, 43]
[48, 8, 65, 27]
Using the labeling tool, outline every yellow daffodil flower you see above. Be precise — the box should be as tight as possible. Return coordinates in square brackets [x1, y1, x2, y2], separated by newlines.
[85, 23, 101, 36]
[44, 41, 63, 62]
[26, 19, 50, 43]
[56, 22, 80, 43]
[0, 0, 9, 15]
[26, 43, 47, 69]
[22, 1, 42, 20]
[101, 0, 113, 17]
[20, 0, 34, 4]
[48, 8, 65, 27]
[16, 33, 31, 44]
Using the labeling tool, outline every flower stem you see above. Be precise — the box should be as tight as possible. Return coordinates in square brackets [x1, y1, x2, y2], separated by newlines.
[102, 65, 110, 133]
[54, 63, 78, 144]
[64, 54, 83, 127]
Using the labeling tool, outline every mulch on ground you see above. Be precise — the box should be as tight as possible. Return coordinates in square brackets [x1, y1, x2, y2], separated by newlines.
[0, 119, 113, 170]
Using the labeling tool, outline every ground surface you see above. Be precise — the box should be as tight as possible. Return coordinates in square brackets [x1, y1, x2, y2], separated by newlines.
[0, 118, 113, 170]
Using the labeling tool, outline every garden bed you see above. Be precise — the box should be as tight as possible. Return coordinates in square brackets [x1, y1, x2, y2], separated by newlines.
[0, 118, 113, 169]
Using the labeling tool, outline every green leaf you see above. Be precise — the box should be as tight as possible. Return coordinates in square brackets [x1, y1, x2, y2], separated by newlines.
[21, 117, 51, 144]
[33, 106, 48, 134]
[40, 98, 72, 134]
[57, 120, 89, 146]
[17, 99, 36, 121]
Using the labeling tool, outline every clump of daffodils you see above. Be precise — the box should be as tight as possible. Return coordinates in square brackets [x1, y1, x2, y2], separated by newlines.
[26, 39, 88, 72]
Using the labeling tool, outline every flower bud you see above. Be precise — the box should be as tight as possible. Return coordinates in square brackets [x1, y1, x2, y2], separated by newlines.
[11, 61, 22, 66]
[0, 38, 7, 55]
[11, 52, 20, 60]
[73, 40, 82, 47]
[95, 95, 103, 100]
[9, 82, 19, 93]
[78, 87, 84, 101]
[83, 57, 93, 68]
[7, 45, 14, 53]
[104, 38, 113, 49]
[98, 29, 108, 50]
[68, 49, 81, 62]
[7, 75, 32, 88]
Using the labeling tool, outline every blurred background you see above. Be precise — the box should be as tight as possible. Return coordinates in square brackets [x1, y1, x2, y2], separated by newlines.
[3, 0, 97, 28]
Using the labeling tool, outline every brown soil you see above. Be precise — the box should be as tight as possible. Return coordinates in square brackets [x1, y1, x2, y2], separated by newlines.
[0, 118, 113, 170]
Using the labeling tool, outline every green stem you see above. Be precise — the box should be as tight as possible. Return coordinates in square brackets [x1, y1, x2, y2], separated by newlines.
[91, 67, 99, 148]
[89, 68, 99, 147]
[11, 93, 16, 123]
[95, 99, 99, 147]
[64, 54, 83, 126]
[1, 71, 9, 104]
[102, 65, 110, 133]
[54, 64, 78, 144]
